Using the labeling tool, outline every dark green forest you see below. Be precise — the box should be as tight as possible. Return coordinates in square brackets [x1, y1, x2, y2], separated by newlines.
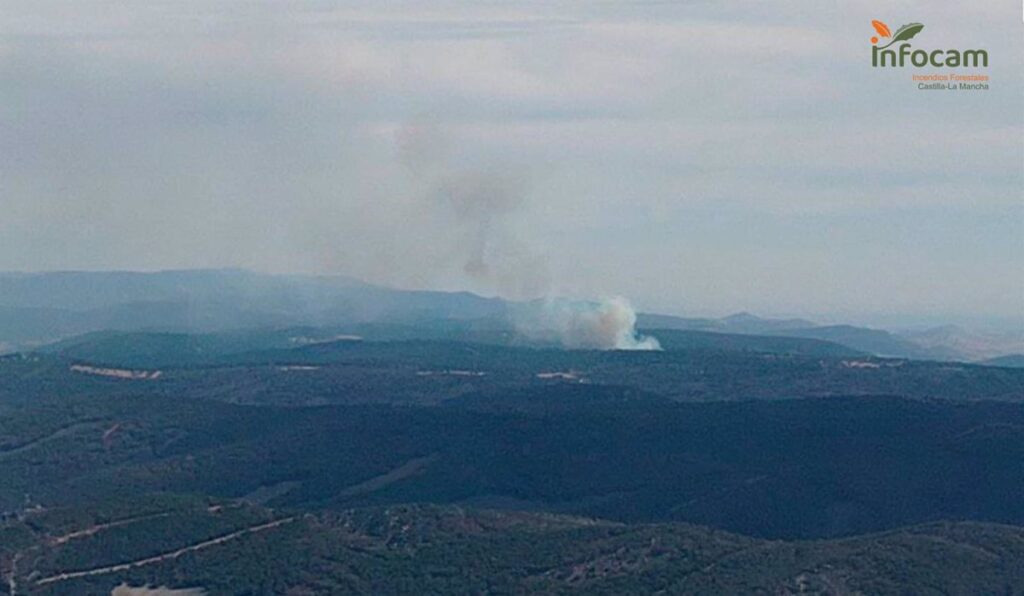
[2, 327, 1023, 594]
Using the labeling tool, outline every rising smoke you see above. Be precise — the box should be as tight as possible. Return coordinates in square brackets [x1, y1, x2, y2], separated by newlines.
[396, 121, 551, 300]
[396, 122, 659, 351]
[515, 297, 662, 351]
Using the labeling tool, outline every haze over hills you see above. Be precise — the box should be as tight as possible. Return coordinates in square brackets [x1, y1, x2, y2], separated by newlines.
[1, 270, 1023, 594]
[759, 325, 958, 361]
[899, 325, 1024, 362]
[0, 270, 504, 348]
[983, 354, 1024, 368]
[636, 312, 817, 335]
[1, 270, 1020, 363]
[2, 0, 1020, 590]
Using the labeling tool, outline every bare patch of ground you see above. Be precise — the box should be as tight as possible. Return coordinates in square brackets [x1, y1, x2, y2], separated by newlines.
[416, 370, 486, 377]
[240, 481, 301, 505]
[289, 335, 362, 345]
[111, 583, 206, 595]
[536, 371, 580, 380]
[70, 365, 162, 380]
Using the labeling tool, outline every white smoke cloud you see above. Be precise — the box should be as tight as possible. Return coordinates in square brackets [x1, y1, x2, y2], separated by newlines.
[395, 122, 659, 351]
[517, 296, 661, 350]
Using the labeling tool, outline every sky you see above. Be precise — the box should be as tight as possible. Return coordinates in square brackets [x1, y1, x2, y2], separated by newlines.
[1, 1, 1021, 327]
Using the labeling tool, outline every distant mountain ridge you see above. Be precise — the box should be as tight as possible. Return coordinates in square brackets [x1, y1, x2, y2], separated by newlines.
[0, 269, 506, 350]
[636, 311, 817, 335]
[0, 269, 1018, 362]
[899, 325, 1024, 362]
[983, 354, 1024, 368]
[37, 326, 863, 369]
[762, 324, 958, 361]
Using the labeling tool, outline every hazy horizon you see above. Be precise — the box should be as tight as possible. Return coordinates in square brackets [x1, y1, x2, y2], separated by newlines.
[2, 266, 1021, 332]
[2, 1, 1021, 327]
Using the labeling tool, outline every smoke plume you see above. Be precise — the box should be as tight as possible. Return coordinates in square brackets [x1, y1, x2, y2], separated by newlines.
[395, 122, 659, 351]
[396, 121, 551, 300]
[517, 297, 661, 351]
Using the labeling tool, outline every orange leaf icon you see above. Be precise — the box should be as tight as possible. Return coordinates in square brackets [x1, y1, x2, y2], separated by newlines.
[871, 20, 891, 38]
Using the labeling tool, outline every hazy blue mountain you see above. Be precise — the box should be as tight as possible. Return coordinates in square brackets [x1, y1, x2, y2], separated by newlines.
[0, 270, 507, 349]
[2, 270, 1016, 363]
[899, 325, 1024, 362]
[717, 312, 819, 333]
[636, 311, 816, 334]
[0, 270, 507, 325]
[644, 328, 860, 357]
[982, 354, 1024, 368]
[762, 325, 957, 360]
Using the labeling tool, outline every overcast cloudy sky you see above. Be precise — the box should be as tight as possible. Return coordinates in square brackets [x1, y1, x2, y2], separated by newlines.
[1, 1, 1021, 325]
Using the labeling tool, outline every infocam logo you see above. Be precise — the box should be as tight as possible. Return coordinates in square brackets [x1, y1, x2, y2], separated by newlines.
[870, 20, 987, 68]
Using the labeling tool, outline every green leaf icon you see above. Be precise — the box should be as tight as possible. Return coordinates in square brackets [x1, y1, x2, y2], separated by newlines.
[891, 23, 924, 42]
[878, 23, 924, 49]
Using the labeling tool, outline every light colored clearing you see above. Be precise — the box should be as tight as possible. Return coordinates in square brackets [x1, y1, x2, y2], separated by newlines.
[239, 481, 301, 505]
[70, 365, 162, 380]
[111, 583, 206, 596]
[536, 371, 579, 380]
[338, 455, 438, 498]
[276, 365, 321, 371]
[416, 369, 486, 377]
[840, 359, 906, 369]
[840, 360, 881, 369]
[35, 517, 296, 587]
[289, 334, 363, 345]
